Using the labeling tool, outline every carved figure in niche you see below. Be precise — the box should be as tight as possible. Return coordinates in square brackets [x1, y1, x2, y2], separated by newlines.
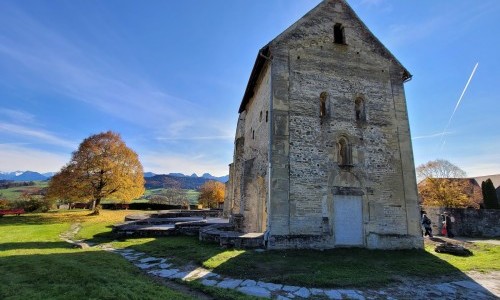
[320, 92, 327, 118]
[355, 97, 365, 122]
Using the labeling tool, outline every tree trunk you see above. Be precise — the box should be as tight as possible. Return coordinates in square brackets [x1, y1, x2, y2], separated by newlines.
[90, 198, 101, 215]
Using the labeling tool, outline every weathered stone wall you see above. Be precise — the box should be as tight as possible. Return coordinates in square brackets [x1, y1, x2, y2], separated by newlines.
[266, 0, 422, 249]
[422, 206, 500, 238]
[224, 65, 271, 233]
[226, 0, 422, 249]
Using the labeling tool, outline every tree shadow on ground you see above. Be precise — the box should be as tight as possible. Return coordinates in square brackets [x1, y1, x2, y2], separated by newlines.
[0, 211, 90, 225]
[107, 234, 498, 298]
[0, 241, 72, 251]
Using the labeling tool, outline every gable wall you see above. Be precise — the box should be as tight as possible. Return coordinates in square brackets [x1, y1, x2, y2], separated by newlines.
[267, 0, 422, 249]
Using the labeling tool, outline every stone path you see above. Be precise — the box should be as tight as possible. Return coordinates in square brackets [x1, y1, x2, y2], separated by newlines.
[61, 226, 498, 299]
[95, 243, 498, 299]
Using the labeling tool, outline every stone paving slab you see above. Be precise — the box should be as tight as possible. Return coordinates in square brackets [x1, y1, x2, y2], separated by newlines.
[201, 279, 218, 287]
[99, 246, 499, 300]
[237, 286, 271, 298]
[294, 287, 311, 298]
[217, 279, 243, 289]
[453, 280, 486, 292]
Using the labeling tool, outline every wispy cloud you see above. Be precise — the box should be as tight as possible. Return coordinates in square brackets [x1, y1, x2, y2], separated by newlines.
[0, 122, 76, 149]
[412, 131, 453, 140]
[0, 4, 227, 137]
[0, 144, 69, 172]
[0, 108, 36, 124]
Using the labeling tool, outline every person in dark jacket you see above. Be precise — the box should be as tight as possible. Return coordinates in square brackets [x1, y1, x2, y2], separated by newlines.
[421, 213, 433, 237]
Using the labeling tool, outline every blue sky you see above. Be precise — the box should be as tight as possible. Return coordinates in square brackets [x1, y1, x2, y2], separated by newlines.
[0, 0, 499, 177]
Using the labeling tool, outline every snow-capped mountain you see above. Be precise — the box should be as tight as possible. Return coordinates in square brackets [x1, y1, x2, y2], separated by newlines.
[0, 171, 50, 181]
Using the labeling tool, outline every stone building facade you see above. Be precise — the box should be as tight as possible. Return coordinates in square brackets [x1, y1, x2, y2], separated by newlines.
[224, 0, 423, 249]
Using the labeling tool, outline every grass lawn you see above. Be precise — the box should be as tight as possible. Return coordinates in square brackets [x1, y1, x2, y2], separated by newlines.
[112, 235, 500, 288]
[1, 210, 499, 299]
[0, 210, 193, 300]
[142, 188, 200, 205]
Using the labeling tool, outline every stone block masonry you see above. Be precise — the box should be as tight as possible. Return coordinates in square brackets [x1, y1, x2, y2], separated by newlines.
[224, 0, 423, 250]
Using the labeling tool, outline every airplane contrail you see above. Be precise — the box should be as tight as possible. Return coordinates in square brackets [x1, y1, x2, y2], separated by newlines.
[439, 62, 479, 151]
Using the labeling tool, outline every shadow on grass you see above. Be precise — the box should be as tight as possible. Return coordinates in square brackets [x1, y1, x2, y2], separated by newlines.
[0, 241, 72, 251]
[109, 234, 497, 298]
[0, 211, 90, 225]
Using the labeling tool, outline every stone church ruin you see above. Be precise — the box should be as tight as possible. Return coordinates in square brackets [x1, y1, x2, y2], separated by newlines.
[224, 0, 423, 249]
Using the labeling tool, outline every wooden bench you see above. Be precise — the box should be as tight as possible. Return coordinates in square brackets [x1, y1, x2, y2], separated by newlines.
[0, 208, 25, 216]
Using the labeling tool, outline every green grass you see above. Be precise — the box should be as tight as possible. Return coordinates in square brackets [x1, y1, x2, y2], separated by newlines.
[2, 210, 499, 298]
[0, 211, 193, 300]
[0, 181, 48, 201]
[425, 243, 500, 271]
[110, 235, 500, 288]
[141, 188, 200, 205]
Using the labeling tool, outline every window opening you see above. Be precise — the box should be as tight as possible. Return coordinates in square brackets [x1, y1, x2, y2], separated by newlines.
[259, 111, 262, 122]
[265, 111, 268, 123]
[355, 97, 366, 122]
[334, 23, 345, 44]
[320, 92, 327, 119]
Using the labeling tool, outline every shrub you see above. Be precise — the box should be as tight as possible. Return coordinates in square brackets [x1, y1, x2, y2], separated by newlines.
[0, 199, 11, 209]
[12, 198, 53, 213]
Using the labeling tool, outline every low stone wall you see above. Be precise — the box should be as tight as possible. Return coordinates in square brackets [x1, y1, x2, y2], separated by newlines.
[422, 206, 500, 238]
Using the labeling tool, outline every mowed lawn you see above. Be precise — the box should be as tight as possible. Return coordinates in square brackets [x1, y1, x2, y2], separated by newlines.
[1, 210, 499, 299]
[113, 235, 500, 288]
[0, 210, 193, 300]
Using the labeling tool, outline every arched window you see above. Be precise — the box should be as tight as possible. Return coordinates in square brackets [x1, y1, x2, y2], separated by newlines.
[320, 92, 327, 118]
[334, 23, 345, 44]
[337, 136, 352, 166]
[355, 97, 366, 122]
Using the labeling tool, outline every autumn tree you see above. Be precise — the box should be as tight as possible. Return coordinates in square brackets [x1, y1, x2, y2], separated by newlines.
[481, 179, 499, 209]
[47, 131, 145, 214]
[417, 159, 480, 208]
[198, 180, 225, 208]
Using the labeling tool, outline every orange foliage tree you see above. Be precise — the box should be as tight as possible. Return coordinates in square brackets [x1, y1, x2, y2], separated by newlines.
[198, 180, 225, 208]
[47, 131, 145, 214]
[417, 159, 480, 208]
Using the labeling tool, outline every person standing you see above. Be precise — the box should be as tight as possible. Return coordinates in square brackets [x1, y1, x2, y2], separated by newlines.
[421, 213, 433, 237]
[444, 213, 454, 238]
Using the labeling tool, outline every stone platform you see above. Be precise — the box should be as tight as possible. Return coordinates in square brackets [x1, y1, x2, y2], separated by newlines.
[113, 210, 264, 249]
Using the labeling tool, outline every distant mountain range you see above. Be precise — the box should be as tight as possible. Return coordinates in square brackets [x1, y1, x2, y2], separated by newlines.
[0, 170, 229, 183]
[0, 171, 51, 181]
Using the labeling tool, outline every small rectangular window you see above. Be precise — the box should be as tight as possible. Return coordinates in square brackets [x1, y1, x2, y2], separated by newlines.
[334, 23, 345, 44]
